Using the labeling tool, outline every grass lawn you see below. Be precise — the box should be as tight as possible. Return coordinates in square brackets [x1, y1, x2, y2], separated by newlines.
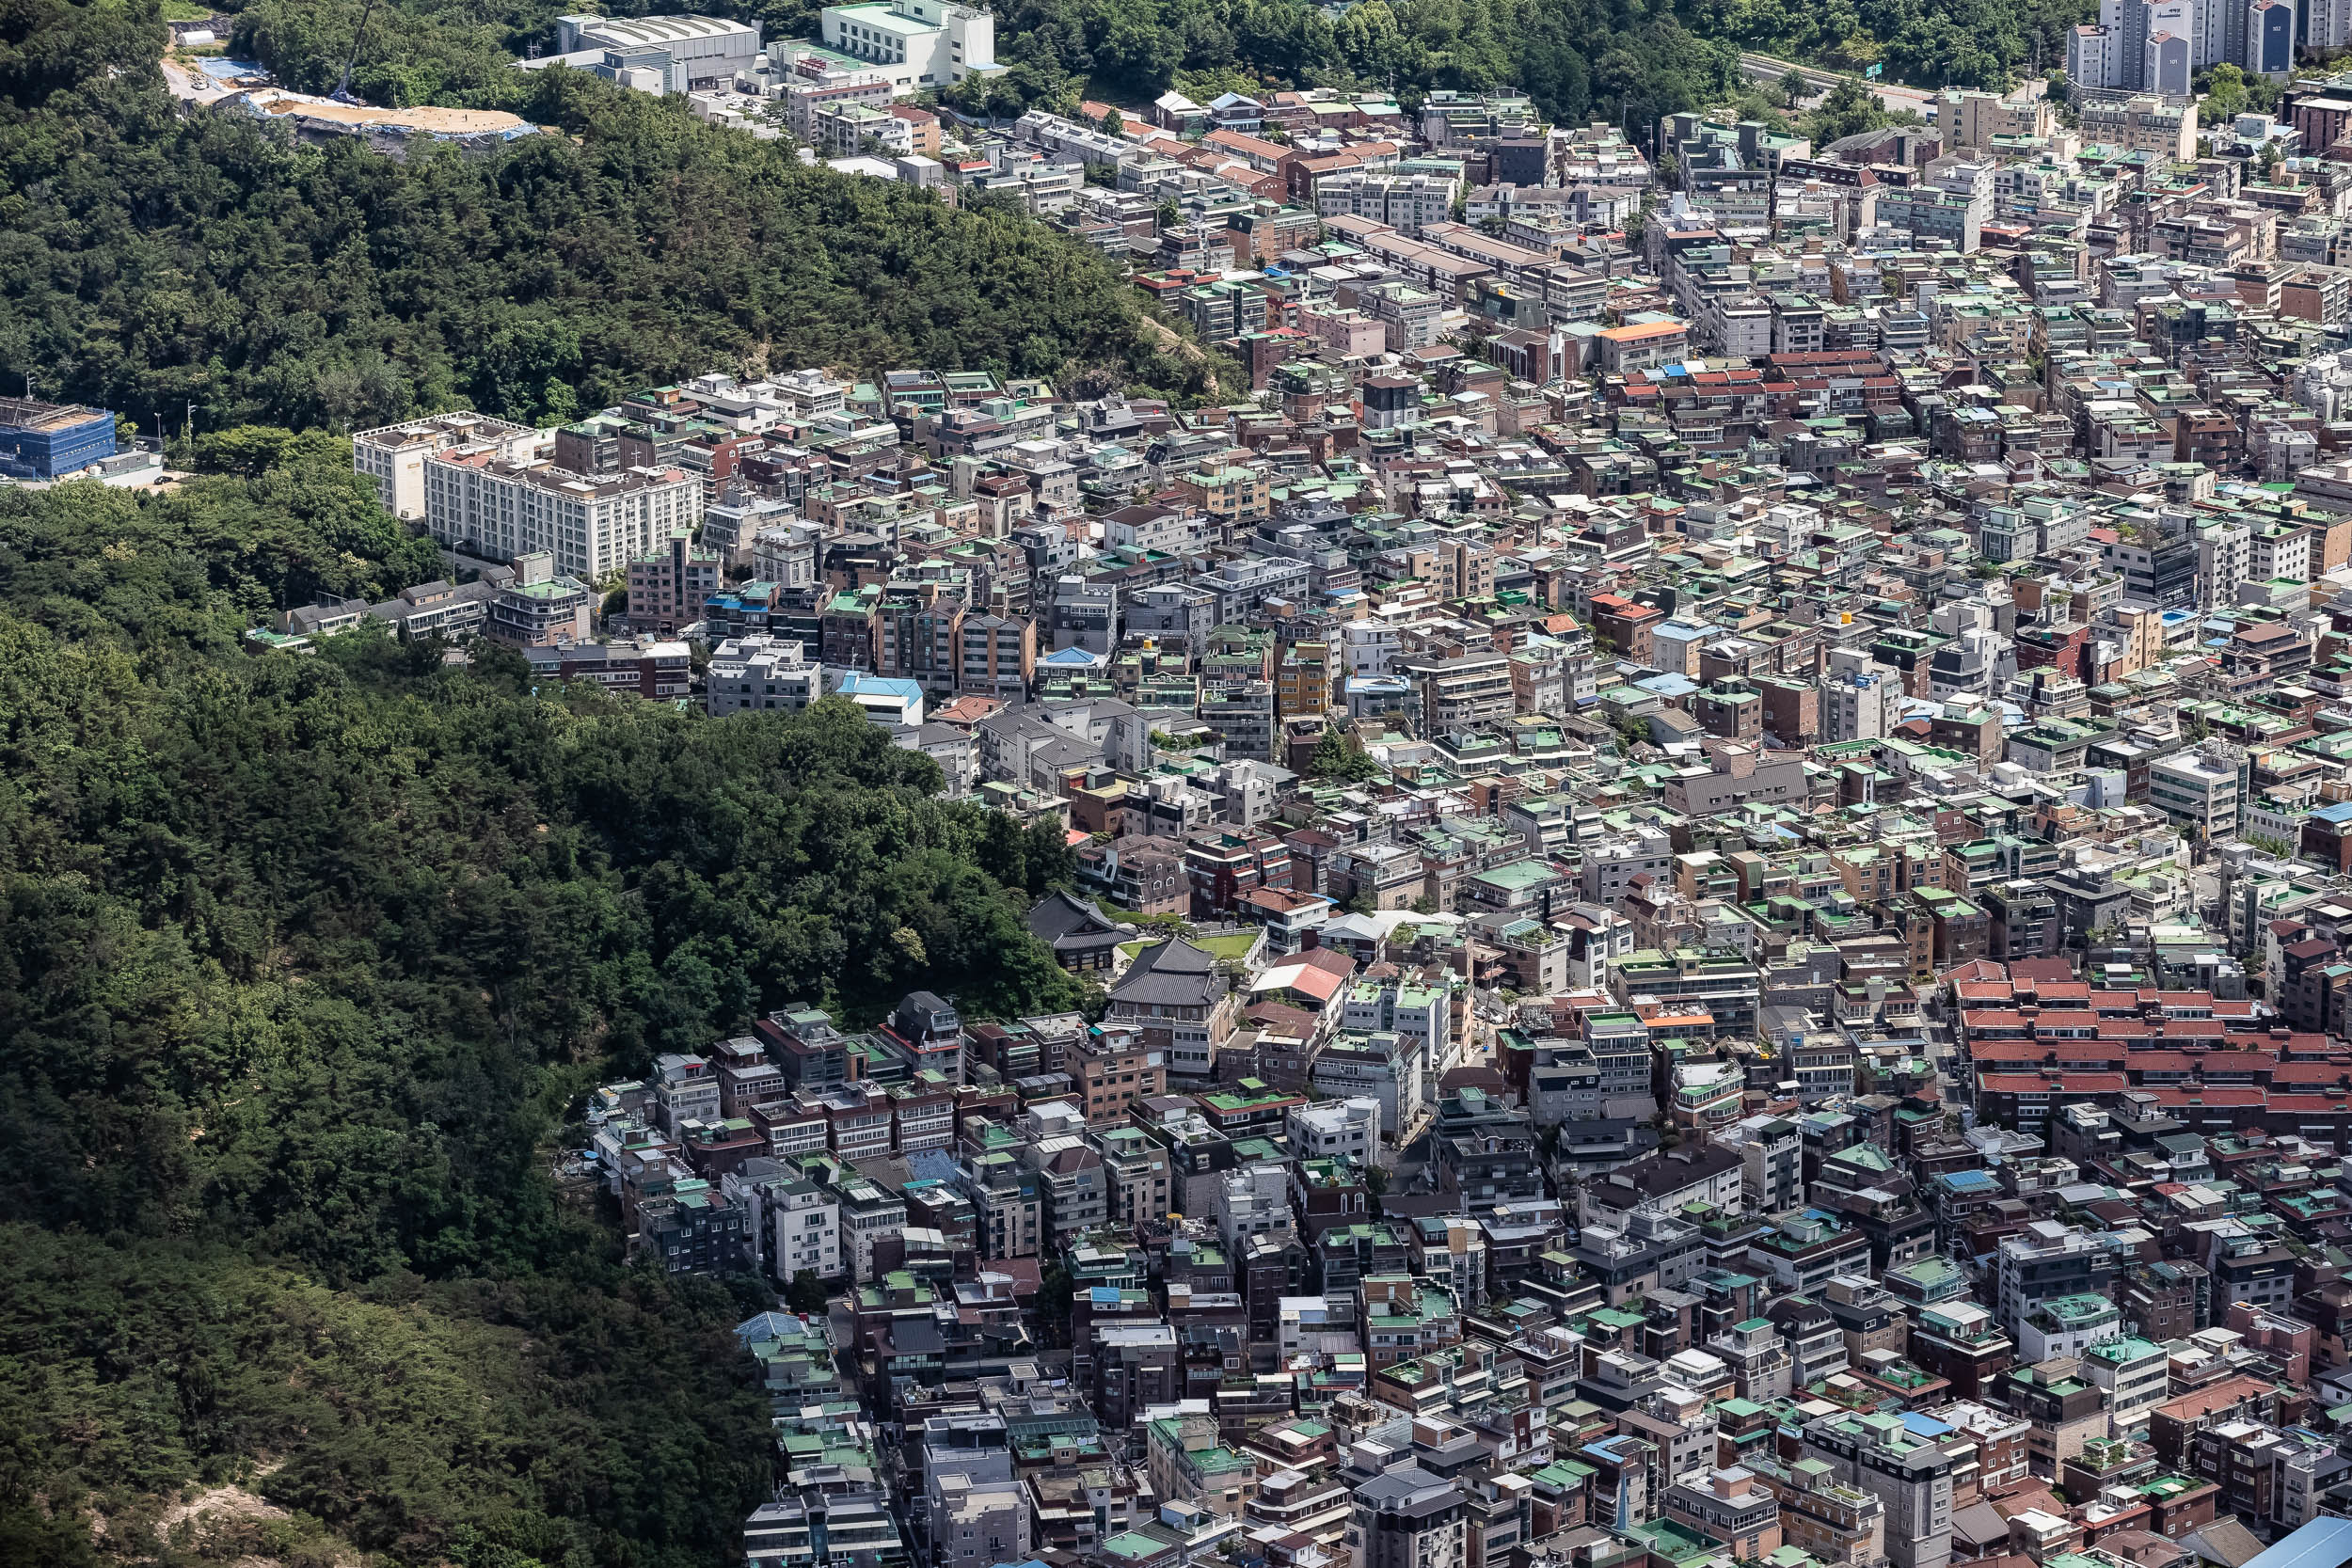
[1119, 930, 1261, 965]
[161, 0, 218, 19]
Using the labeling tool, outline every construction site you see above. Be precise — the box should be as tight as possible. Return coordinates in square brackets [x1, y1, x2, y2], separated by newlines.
[158, 0, 547, 159]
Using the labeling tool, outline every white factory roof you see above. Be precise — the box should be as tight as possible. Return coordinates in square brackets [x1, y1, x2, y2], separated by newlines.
[569, 13, 757, 44]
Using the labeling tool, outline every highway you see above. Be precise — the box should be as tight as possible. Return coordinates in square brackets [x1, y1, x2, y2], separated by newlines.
[1735, 49, 1941, 118]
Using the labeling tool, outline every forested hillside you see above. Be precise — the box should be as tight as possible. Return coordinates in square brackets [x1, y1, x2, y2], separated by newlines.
[0, 0, 1224, 436]
[0, 8, 1099, 1561]
[222, 0, 2084, 141]
[0, 453, 1085, 1564]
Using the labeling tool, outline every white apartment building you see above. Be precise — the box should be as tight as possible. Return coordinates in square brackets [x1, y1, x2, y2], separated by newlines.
[2315, 0, 2352, 48]
[2068, 0, 2229, 87]
[815, 0, 996, 93]
[1343, 980, 1454, 1077]
[1316, 171, 1459, 236]
[1279, 1295, 1364, 1360]
[2149, 748, 2244, 840]
[1821, 666, 1900, 741]
[2079, 1337, 2169, 1435]
[1216, 1164, 1295, 1254]
[1014, 108, 1134, 167]
[2198, 517, 2251, 606]
[1995, 1222, 2116, 1341]
[707, 634, 823, 715]
[1311, 1031, 1424, 1134]
[933, 1474, 1031, 1568]
[352, 410, 540, 520]
[1699, 293, 1772, 360]
[1363, 280, 1443, 352]
[752, 519, 823, 588]
[1415, 1215, 1489, 1309]
[1343, 619, 1402, 676]
[2252, 524, 2312, 583]
[1798, 1412, 1955, 1568]
[2015, 1294, 2124, 1363]
[1581, 826, 1675, 904]
[1408, 651, 1515, 731]
[1289, 1097, 1383, 1160]
[768, 1178, 842, 1279]
[424, 450, 703, 579]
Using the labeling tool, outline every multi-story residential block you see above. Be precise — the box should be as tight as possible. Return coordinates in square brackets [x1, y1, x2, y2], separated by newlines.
[1797, 1411, 1955, 1568]
[353, 410, 540, 519]
[425, 449, 703, 579]
[625, 531, 723, 632]
[1105, 937, 1240, 1082]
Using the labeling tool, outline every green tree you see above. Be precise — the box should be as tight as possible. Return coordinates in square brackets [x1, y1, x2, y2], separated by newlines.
[193, 423, 350, 477]
[0, 439, 1095, 1560]
[787, 1270, 833, 1313]
[9, 29, 1231, 436]
[1035, 1259, 1076, 1343]
[2199, 63, 2253, 124]
[1779, 68, 1811, 106]
[1806, 76, 1887, 143]
[1307, 726, 1385, 783]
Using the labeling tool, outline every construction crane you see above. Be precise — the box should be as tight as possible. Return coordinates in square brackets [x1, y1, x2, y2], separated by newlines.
[330, 0, 380, 103]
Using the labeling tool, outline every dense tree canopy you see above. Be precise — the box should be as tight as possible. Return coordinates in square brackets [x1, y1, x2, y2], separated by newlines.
[0, 9, 1108, 1552]
[937, 0, 1752, 130]
[916, 0, 2079, 123]
[1684, 0, 2090, 90]
[1305, 726, 1383, 783]
[0, 464, 1085, 1561]
[0, 0, 1224, 437]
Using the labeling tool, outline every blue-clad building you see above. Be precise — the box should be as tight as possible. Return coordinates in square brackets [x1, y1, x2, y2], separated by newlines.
[0, 398, 117, 480]
[2249, 0, 2294, 78]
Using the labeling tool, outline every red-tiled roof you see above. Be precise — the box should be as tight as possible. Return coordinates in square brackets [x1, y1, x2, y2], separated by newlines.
[1979, 1072, 2128, 1092]
[2146, 1087, 2268, 1107]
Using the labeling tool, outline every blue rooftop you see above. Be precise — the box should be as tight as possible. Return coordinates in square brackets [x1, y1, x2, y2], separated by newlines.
[736, 1310, 804, 1345]
[834, 673, 923, 702]
[2242, 1516, 2352, 1568]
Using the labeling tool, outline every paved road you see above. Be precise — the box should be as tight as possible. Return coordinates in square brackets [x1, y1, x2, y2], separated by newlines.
[1736, 50, 1940, 117]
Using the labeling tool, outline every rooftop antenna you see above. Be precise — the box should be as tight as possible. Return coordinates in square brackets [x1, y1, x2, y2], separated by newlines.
[332, 0, 380, 103]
